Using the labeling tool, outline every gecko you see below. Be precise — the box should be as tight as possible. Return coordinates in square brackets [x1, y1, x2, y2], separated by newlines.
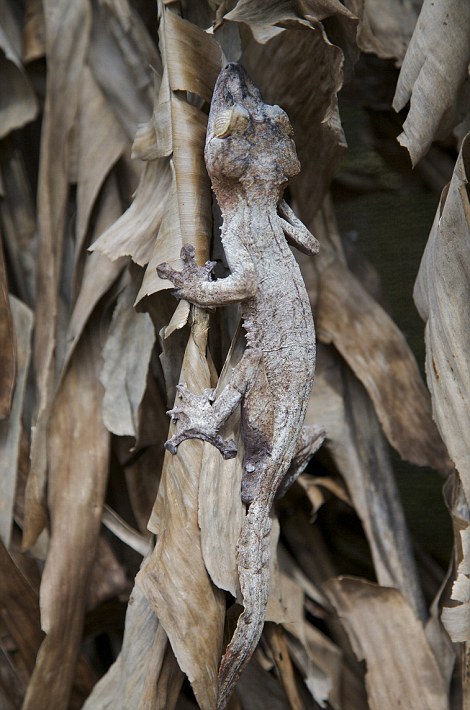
[157, 62, 324, 709]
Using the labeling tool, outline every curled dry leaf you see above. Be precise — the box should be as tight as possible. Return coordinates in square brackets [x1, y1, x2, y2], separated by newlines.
[393, 0, 470, 165]
[138, 308, 225, 710]
[100, 282, 155, 438]
[413, 135, 470, 642]
[326, 577, 449, 710]
[414, 135, 470, 504]
[224, 0, 354, 44]
[344, 0, 419, 64]
[0, 297, 33, 549]
[237, 6, 351, 220]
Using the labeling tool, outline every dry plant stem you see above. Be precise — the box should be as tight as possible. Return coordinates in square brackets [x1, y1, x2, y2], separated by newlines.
[157, 63, 323, 708]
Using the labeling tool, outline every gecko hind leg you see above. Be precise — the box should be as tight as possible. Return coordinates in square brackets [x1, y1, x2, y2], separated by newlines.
[275, 424, 325, 499]
[165, 348, 262, 460]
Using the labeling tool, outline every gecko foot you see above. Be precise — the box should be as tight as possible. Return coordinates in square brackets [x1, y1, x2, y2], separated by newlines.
[156, 244, 217, 301]
[165, 384, 237, 459]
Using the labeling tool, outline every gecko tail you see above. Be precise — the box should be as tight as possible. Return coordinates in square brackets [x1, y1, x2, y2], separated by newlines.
[217, 500, 272, 710]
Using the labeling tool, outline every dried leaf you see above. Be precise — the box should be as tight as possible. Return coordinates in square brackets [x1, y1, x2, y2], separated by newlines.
[414, 135, 470, 504]
[100, 282, 155, 438]
[224, 0, 354, 44]
[0, 540, 43, 690]
[0, 297, 33, 548]
[74, 65, 129, 273]
[0, 0, 38, 137]
[264, 623, 303, 710]
[314, 199, 450, 473]
[135, 3, 221, 301]
[0, 236, 15, 419]
[326, 577, 449, 710]
[198, 327, 245, 598]
[306, 344, 426, 619]
[83, 582, 181, 710]
[393, 0, 470, 165]
[414, 136, 470, 643]
[22, 0, 46, 63]
[23, 323, 109, 710]
[88, 0, 160, 140]
[240, 11, 350, 220]
[86, 535, 129, 610]
[345, 0, 419, 63]
[138, 308, 225, 710]
[24, 0, 92, 550]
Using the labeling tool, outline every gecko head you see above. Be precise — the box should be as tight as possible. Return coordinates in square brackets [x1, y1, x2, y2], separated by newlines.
[205, 63, 300, 193]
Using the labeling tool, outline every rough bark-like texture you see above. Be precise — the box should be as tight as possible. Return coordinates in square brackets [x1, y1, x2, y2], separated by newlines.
[157, 62, 322, 708]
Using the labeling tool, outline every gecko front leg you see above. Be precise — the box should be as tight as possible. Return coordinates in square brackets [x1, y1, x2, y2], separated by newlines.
[158, 244, 262, 457]
[157, 243, 256, 308]
[164, 348, 262, 459]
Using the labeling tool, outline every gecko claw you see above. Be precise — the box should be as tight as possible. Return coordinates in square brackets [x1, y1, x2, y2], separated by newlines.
[164, 385, 238, 459]
[165, 430, 237, 459]
[156, 245, 216, 302]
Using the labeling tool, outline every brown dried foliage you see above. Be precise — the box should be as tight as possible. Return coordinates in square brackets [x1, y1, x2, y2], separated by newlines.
[0, 0, 468, 707]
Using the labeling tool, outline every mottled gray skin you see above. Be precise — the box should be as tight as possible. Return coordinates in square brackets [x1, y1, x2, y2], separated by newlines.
[157, 63, 322, 709]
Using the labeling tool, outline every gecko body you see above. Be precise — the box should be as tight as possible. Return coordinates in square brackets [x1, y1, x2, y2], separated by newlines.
[157, 63, 323, 709]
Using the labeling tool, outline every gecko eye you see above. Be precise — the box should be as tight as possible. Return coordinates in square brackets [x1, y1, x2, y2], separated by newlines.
[213, 104, 250, 138]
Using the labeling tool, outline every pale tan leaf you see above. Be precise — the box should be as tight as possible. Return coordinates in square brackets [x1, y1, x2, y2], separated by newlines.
[344, 0, 419, 63]
[314, 200, 450, 473]
[138, 308, 225, 710]
[198, 327, 245, 599]
[90, 157, 172, 266]
[136, 98, 214, 301]
[23, 323, 109, 710]
[64, 173, 127, 370]
[326, 578, 449, 710]
[414, 135, 470, 504]
[264, 623, 303, 710]
[393, 0, 470, 165]
[0, 297, 33, 548]
[0, 0, 38, 138]
[306, 344, 426, 619]
[100, 282, 155, 438]
[165, 11, 221, 104]
[23, 0, 91, 550]
[101, 505, 151, 558]
[74, 65, 129, 267]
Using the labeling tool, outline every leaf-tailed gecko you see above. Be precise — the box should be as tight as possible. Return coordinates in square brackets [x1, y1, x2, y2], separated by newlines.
[157, 62, 324, 709]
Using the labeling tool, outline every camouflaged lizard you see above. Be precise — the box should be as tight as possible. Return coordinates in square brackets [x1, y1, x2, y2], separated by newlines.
[157, 62, 324, 709]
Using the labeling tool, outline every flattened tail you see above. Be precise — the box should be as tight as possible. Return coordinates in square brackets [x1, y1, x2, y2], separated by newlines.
[217, 500, 272, 710]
